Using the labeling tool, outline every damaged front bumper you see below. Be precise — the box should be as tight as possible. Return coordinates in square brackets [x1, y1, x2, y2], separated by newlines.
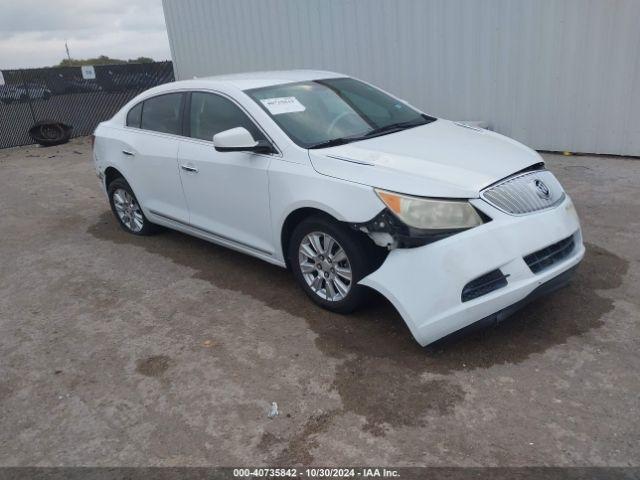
[358, 195, 585, 346]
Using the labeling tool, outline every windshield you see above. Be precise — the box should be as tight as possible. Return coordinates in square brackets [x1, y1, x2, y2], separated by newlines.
[246, 78, 435, 149]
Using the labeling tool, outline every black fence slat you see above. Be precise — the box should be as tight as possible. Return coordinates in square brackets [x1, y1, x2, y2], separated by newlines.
[0, 61, 174, 149]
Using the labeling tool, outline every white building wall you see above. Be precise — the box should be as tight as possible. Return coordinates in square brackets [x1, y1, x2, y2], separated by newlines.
[163, 0, 640, 156]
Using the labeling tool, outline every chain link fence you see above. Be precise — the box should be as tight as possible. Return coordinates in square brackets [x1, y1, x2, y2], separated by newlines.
[0, 61, 174, 149]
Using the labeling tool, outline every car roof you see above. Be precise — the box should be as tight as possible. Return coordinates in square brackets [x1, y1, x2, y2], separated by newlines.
[165, 69, 347, 91]
[110, 70, 351, 125]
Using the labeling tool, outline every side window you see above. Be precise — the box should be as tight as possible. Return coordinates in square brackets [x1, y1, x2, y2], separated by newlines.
[140, 93, 183, 135]
[189, 92, 265, 142]
[126, 102, 142, 128]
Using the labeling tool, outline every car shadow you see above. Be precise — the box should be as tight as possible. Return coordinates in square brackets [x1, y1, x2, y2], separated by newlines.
[88, 211, 627, 371]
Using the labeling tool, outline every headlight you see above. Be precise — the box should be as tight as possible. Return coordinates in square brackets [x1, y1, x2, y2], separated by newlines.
[375, 189, 483, 230]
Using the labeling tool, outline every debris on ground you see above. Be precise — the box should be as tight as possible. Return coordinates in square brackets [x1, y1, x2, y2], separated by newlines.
[268, 402, 279, 419]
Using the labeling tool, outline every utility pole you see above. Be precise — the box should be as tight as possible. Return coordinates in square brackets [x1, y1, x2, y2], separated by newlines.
[65, 41, 71, 60]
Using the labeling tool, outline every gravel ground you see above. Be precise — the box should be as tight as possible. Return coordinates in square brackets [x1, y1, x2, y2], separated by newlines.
[0, 137, 638, 466]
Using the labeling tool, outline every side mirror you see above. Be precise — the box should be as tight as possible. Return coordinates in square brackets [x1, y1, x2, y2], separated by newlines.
[213, 127, 274, 154]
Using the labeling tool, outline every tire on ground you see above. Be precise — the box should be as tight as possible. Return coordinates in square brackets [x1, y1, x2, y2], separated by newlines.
[28, 120, 72, 147]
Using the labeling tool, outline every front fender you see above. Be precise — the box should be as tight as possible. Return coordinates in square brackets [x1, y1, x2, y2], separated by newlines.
[269, 160, 385, 262]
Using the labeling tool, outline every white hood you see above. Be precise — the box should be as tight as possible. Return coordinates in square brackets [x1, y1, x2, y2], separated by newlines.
[307, 119, 543, 198]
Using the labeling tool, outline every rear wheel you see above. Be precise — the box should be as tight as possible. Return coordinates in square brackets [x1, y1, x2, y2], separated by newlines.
[107, 178, 157, 235]
[289, 215, 378, 313]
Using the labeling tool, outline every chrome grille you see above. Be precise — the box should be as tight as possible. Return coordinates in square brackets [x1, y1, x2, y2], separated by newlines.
[480, 169, 565, 215]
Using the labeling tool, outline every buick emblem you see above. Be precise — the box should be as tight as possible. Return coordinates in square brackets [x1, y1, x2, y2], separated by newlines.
[534, 179, 551, 199]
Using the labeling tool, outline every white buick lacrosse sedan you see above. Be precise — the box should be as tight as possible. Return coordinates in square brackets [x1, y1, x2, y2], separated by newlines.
[92, 70, 584, 346]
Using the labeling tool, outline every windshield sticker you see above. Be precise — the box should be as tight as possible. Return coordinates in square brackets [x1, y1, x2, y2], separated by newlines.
[260, 96, 306, 115]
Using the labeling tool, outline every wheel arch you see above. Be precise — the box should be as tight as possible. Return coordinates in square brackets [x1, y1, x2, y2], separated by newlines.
[104, 166, 126, 190]
[280, 206, 343, 269]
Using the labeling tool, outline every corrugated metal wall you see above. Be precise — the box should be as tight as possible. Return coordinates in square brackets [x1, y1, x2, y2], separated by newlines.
[163, 0, 640, 156]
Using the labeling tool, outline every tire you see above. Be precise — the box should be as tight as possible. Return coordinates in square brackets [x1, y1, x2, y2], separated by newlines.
[107, 178, 158, 235]
[288, 215, 380, 314]
[28, 121, 72, 146]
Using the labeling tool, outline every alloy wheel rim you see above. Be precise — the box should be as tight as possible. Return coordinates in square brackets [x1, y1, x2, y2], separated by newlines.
[113, 188, 144, 233]
[298, 231, 352, 302]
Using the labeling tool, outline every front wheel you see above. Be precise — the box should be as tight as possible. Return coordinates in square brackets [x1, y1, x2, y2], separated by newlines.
[289, 215, 378, 313]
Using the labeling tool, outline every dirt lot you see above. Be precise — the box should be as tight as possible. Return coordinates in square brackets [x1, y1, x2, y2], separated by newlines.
[0, 137, 638, 466]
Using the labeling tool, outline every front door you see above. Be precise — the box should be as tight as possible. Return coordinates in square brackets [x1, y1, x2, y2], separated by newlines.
[178, 91, 274, 254]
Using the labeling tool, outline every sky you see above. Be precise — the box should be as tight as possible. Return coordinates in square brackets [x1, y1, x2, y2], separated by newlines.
[0, 0, 172, 69]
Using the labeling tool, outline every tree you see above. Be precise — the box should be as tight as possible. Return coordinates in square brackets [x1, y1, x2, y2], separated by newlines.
[56, 55, 155, 67]
[131, 57, 154, 64]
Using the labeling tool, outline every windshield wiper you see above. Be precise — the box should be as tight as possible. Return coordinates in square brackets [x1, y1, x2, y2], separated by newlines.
[308, 116, 435, 149]
[363, 118, 431, 138]
[308, 136, 360, 149]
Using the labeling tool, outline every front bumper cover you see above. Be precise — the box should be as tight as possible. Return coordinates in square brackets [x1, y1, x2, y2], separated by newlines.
[435, 263, 578, 345]
[358, 195, 584, 346]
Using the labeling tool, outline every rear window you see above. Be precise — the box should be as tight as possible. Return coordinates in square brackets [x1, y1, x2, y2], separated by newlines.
[126, 102, 142, 128]
[140, 93, 183, 135]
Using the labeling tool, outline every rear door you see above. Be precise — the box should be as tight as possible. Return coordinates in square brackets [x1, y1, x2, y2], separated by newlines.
[177, 91, 275, 254]
[121, 93, 190, 224]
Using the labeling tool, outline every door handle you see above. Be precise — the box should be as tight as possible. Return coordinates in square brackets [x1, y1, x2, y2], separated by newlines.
[122, 150, 135, 156]
[180, 164, 198, 173]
